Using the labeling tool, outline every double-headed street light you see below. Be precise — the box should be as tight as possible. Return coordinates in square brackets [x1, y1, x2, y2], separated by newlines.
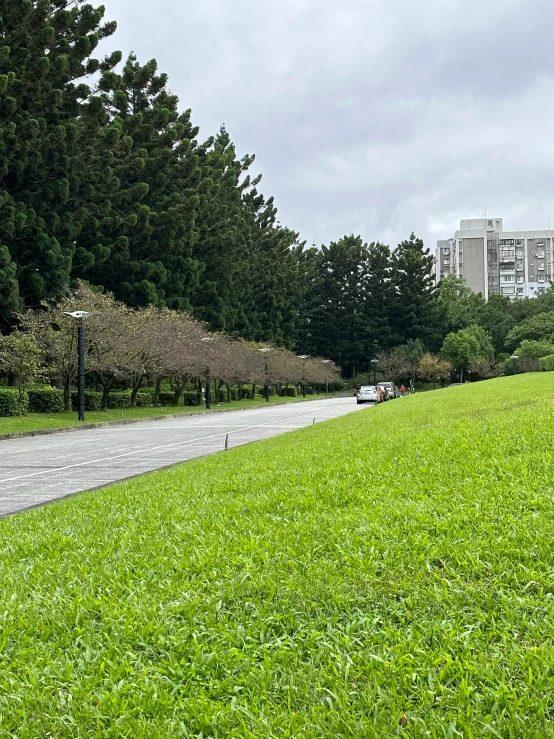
[321, 359, 332, 396]
[258, 347, 272, 402]
[371, 358, 378, 386]
[297, 355, 309, 397]
[64, 310, 95, 422]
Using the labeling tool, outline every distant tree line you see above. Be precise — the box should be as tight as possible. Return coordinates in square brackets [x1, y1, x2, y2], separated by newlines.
[0, 283, 340, 415]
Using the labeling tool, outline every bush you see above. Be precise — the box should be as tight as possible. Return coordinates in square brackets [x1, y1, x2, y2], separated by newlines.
[28, 387, 64, 413]
[0, 387, 28, 417]
[539, 354, 554, 371]
[217, 389, 227, 403]
[135, 391, 153, 407]
[183, 392, 200, 407]
[71, 391, 103, 411]
[279, 386, 297, 397]
[107, 390, 132, 409]
[157, 391, 181, 407]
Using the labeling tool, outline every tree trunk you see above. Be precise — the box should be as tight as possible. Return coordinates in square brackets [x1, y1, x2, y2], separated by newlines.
[130, 374, 145, 408]
[251, 383, 256, 401]
[100, 377, 115, 410]
[154, 377, 162, 406]
[196, 378, 203, 406]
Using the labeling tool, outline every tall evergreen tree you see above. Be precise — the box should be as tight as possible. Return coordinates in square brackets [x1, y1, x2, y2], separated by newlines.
[365, 241, 393, 355]
[308, 235, 370, 376]
[76, 54, 203, 309]
[390, 233, 437, 347]
[0, 0, 120, 307]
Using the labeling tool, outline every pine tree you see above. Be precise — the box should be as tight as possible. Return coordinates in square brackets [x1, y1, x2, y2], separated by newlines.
[76, 54, 202, 309]
[192, 128, 254, 332]
[0, 245, 20, 332]
[390, 233, 437, 347]
[308, 235, 370, 376]
[365, 241, 393, 355]
[0, 0, 120, 307]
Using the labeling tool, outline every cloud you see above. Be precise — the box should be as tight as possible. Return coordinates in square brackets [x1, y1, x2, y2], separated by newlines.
[100, 0, 554, 250]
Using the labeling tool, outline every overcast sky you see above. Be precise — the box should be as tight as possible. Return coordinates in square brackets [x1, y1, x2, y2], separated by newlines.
[100, 0, 554, 250]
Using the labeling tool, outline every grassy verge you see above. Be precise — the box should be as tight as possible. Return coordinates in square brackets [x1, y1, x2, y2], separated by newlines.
[2, 375, 554, 736]
[0, 393, 329, 435]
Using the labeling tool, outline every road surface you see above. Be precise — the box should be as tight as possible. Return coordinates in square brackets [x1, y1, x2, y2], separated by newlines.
[0, 397, 368, 517]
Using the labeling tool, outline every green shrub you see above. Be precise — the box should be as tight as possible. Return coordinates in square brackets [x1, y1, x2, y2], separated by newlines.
[135, 391, 152, 407]
[279, 386, 297, 397]
[539, 354, 554, 371]
[107, 390, 132, 409]
[183, 392, 200, 406]
[0, 387, 28, 417]
[71, 391, 103, 411]
[157, 391, 181, 407]
[28, 387, 64, 413]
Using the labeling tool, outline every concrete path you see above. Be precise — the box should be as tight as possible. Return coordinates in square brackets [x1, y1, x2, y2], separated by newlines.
[0, 398, 368, 517]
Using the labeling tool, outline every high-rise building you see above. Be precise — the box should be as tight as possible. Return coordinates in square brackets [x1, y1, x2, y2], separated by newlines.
[435, 218, 553, 299]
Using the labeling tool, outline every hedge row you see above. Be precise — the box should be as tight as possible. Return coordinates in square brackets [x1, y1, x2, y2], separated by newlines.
[539, 354, 554, 371]
[0, 388, 29, 416]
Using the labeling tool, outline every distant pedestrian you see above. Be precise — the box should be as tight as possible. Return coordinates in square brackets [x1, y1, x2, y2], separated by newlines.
[399, 384, 406, 397]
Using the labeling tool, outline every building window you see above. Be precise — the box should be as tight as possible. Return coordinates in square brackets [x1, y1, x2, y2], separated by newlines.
[516, 263, 523, 271]
[501, 287, 515, 295]
[500, 274, 515, 282]
[516, 276, 524, 283]
[538, 287, 546, 294]
[538, 262, 545, 270]
[538, 275, 546, 282]
[538, 250, 545, 257]
[516, 239, 523, 246]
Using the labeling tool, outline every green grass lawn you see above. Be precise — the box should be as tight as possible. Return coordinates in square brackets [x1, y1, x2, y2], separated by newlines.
[2, 375, 554, 736]
[0, 393, 328, 435]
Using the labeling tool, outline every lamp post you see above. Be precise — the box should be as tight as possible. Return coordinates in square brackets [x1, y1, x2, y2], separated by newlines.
[371, 358, 378, 386]
[202, 337, 215, 409]
[258, 347, 272, 402]
[64, 310, 94, 422]
[510, 354, 519, 375]
[297, 355, 309, 397]
[321, 359, 332, 396]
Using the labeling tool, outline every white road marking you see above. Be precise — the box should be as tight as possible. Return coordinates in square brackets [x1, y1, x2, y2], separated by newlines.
[0, 407, 343, 488]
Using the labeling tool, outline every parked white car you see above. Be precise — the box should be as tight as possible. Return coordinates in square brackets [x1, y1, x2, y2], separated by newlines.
[356, 385, 381, 405]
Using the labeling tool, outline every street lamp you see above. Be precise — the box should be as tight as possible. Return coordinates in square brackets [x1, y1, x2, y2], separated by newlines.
[371, 358, 378, 385]
[297, 355, 309, 397]
[321, 359, 332, 396]
[258, 347, 272, 402]
[64, 310, 95, 422]
[201, 337, 215, 409]
[510, 354, 519, 375]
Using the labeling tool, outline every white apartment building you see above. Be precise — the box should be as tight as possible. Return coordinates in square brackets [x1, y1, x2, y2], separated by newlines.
[435, 218, 554, 299]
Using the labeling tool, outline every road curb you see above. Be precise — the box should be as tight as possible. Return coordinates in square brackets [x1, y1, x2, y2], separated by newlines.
[0, 396, 334, 441]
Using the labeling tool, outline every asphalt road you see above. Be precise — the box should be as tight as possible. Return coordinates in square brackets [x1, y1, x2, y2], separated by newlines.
[0, 397, 368, 517]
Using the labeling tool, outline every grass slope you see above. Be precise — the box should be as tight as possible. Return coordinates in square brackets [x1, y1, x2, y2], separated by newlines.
[0, 394, 326, 435]
[2, 375, 554, 737]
